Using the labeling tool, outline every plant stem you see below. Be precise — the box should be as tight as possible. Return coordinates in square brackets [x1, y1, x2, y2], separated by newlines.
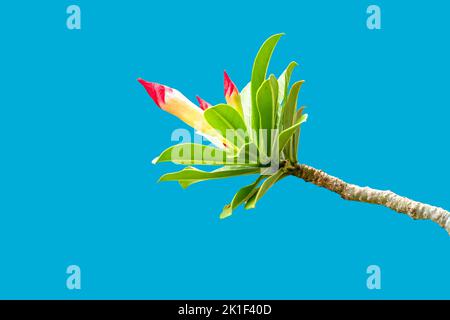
[288, 163, 450, 235]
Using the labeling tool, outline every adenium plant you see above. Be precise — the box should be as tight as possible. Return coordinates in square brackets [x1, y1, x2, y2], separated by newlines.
[138, 34, 450, 235]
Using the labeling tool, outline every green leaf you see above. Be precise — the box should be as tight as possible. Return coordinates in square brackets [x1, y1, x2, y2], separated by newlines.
[251, 33, 284, 143]
[256, 79, 274, 129]
[204, 104, 248, 150]
[178, 165, 261, 189]
[159, 166, 260, 188]
[152, 143, 232, 165]
[281, 80, 304, 131]
[292, 107, 306, 163]
[280, 80, 304, 159]
[220, 176, 264, 219]
[256, 79, 276, 157]
[245, 168, 286, 209]
[277, 112, 308, 155]
[269, 74, 279, 126]
[277, 62, 298, 105]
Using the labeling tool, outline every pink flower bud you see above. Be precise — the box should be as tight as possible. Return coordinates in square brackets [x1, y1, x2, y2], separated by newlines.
[196, 96, 212, 111]
[223, 71, 243, 116]
[224, 71, 238, 98]
[138, 78, 231, 149]
[138, 79, 172, 108]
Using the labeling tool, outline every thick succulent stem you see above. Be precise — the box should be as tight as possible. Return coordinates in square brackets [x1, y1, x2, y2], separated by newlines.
[288, 163, 450, 235]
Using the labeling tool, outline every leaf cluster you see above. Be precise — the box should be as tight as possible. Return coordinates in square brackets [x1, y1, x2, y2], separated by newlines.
[154, 34, 308, 217]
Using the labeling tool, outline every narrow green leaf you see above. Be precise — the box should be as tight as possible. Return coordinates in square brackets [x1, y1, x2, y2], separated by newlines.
[251, 33, 284, 143]
[281, 80, 304, 131]
[280, 80, 304, 159]
[256, 80, 274, 130]
[159, 166, 260, 188]
[220, 176, 264, 219]
[179, 165, 262, 189]
[269, 74, 279, 126]
[152, 143, 232, 165]
[292, 107, 306, 163]
[245, 168, 286, 209]
[276, 63, 298, 134]
[204, 104, 248, 150]
[277, 61, 298, 105]
[277, 112, 308, 155]
[256, 80, 275, 156]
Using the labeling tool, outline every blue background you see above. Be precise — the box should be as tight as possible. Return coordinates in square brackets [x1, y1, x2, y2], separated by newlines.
[0, 0, 449, 299]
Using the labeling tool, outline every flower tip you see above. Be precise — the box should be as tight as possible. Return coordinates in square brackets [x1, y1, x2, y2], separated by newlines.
[196, 95, 211, 111]
[223, 70, 230, 81]
[137, 78, 150, 87]
[137, 77, 154, 87]
[223, 71, 237, 97]
[138, 79, 171, 108]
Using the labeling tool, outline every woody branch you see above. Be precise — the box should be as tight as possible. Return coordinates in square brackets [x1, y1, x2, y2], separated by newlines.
[286, 163, 450, 235]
